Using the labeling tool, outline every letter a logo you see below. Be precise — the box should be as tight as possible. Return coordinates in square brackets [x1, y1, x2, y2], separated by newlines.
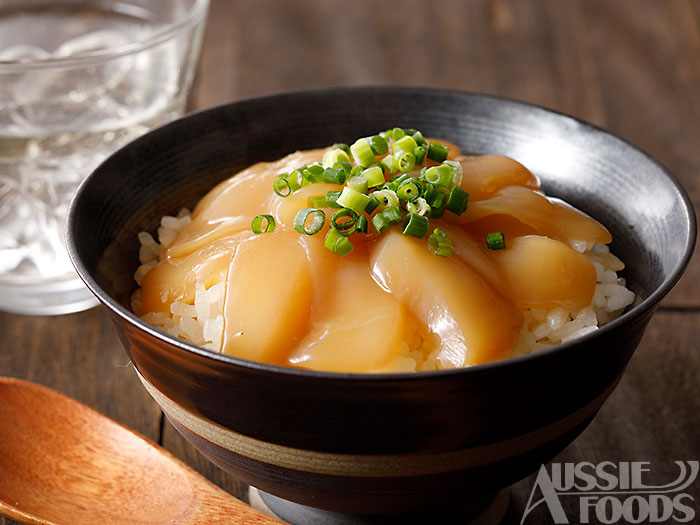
[521, 465, 569, 524]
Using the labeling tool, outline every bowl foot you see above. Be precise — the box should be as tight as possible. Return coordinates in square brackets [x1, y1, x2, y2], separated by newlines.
[249, 486, 509, 524]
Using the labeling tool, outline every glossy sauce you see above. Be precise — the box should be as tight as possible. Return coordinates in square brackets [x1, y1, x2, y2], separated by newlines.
[140, 147, 610, 372]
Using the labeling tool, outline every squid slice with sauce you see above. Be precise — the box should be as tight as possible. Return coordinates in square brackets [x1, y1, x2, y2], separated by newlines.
[221, 231, 314, 364]
[455, 155, 540, 201]
[370, 230, 523, 367]
[451, 185, 612, 245]
[287, 245, 409, 373]
[140, 232, 252, 314]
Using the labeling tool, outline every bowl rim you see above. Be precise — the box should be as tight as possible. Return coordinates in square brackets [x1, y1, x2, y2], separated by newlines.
[67, 85, 698, 381]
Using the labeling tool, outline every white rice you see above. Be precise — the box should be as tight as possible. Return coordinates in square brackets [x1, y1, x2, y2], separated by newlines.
[132, 211, 636, 372]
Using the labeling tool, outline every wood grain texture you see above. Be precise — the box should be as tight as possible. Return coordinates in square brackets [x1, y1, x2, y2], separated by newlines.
[0, 378, 281, 524]
[2, 0, 698, 523]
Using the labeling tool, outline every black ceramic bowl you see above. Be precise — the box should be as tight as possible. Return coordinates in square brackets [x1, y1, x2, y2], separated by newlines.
[67, 88, 695, 521]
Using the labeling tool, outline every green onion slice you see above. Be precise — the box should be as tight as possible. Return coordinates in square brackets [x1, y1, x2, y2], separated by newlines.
[369, 135, 389, 155]
[424, 164, 453, 188]
[336, 186, 371, 214]
[373, 189, 399, 210]
[252, 214, 276, 234]
[413, 145, 427, 165]
[429, 228, 452, 257]
[397, 179, 421, 202]
[330, 208, 358, 235]
[396, 151, 416, 173]
[372, 206, 402, 234]
[407, 197, 431, 216]
[427, 142, 449, 162]
[334, 143, 351, 155]
[381, 154, 399, 174]
[362, 165, 385, 188]
[356, 214, 368, 233]
[350, 138, 376, 167]
[294, 208, 326, 236]
[273, 176, 292, 197]
[323, 167, 346, 185]
[364, 194, 380, 215]
[347, 175, 369, 194]
[486, 232, 506, 250]
[446, 186, 469, 215]
[308, 195, 328, 208]
[412, 131, 426, 146]
[322, 148, 350, 168]
[389, 127, 405, 141]
[324, 227, 354, 256]
[393, 135, 418, 155]
[326, 191, 343, 208]
[402, 212, 429, 238]
[444, 160, 463, 186]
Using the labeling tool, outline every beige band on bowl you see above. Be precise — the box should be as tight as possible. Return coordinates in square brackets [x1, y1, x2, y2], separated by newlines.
[137, 369, 616, 478]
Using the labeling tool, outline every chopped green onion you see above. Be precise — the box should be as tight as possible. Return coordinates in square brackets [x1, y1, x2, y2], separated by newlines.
[326, 190, 343, 208]
[412, 131, 426, 146]
[350, 165, 363, 177]
[252, 214, 276, 234]
[381, 180, 399, 192]
[429, 228, 452, 257]
[427, 142, 449, 162]
[322, 148, 350, 168]
[350, 138, 376, 167]
[362, 165, 385, 188]
[307, 163, 324, 179]
[392, 135, 418, 155]
[417, 179, 436, 200]
[337, 186, 371, 214]
[402, 212, 429, 238]
[308, 195, 328, 208]
[369, 135, 389, 155]
[334, 143, 351, 155]
[391, 172, 411, 183]
[324, 228, 354, 256]
[428, 191, 447, 218]
[413, 145, 427, 165]
[373, 189, 399, 210]
[389, 127, 405, 141]
[424, 164, 453, 189]
[347, 175, 369, 194]
[486, 232, 506, 250]
[372, 206, 403, 234]
[286, 170, 303, 191]
[397, 179, 421, 202]
[396, 151, 416, 173]
[364, 194, 380, 215]
[338, 161, 354, 174]
[330, 208, 358, 235]
[381, 154, 399, 174]
[323, 167, 346, 185]
[446, 186, 469, 215]
[356, 214, 368, 233]
[407, 197, 431, 216]
[273, 176, 292, 197]
[294, 208, 325, 236]
[444, 160, 463, 186]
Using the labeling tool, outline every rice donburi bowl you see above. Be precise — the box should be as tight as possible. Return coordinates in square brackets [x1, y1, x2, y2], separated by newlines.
[131, 128, 635, 373]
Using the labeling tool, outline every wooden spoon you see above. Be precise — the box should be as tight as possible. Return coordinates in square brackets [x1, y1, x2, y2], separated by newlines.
[0, 377, 282, 524]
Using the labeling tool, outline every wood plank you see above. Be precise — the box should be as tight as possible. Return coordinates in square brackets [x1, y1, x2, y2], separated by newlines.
[507, 310, 700, 523]
[573, 0, 700, 307]
[0, 307, 161, 439]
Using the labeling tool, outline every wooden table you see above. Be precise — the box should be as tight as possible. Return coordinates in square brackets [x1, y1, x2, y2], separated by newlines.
[2, 1, 698, 523]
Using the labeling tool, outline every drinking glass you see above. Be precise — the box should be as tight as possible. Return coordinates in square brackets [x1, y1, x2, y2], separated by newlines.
[0, 0, 209, 315]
